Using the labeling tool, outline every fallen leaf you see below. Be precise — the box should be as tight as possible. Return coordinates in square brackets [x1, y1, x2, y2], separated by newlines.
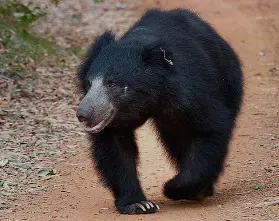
[38, 169, 56, 177]
[0, 159, 9, 167]
[0, 133, 10, 140]
[18, 163, 32, 169]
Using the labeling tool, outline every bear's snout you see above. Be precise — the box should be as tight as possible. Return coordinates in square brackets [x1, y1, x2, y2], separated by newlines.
[76, 77, 116, 133]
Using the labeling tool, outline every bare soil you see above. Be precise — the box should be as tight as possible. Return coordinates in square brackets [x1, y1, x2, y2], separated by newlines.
[1, 0, 278, 220]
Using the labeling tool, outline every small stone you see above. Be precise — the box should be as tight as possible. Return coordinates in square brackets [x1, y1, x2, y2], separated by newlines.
[259, 51, 265, 56]
[100, 207, 110, 210]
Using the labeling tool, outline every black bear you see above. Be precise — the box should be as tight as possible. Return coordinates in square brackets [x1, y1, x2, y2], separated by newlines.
[76, 8, 243, 214]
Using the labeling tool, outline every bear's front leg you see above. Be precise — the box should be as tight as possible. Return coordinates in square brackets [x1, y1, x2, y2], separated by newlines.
[90, 128, 159, 214]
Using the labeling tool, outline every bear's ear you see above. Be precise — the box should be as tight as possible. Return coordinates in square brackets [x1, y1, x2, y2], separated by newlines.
[142, 41, 174, 67]
[76, 31, 115, 91]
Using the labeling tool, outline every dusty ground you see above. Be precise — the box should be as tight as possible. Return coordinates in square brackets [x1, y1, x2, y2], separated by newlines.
[1, 0, 278, 220]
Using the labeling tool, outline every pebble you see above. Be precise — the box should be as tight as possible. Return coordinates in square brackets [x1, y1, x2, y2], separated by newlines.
[100, 207, 110, 210]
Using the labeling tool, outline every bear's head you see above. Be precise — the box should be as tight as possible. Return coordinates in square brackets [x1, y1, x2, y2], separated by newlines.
[76, 31, 174, 133]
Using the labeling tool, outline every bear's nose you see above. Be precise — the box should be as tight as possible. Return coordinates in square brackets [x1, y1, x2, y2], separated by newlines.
[77, 115, 88, 123]
[76, 104, 91, 123]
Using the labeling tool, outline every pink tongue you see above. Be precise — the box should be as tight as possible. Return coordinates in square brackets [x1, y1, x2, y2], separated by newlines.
[85, 119, 107, 133]
[84, 109, 115, 133]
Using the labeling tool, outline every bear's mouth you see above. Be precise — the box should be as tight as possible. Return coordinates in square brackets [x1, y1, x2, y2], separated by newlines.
[85, 109, 116, 133]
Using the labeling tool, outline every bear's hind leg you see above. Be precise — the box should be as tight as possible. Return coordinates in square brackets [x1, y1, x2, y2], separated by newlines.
[163, 131, 230, 201]
[91, 129, 159, 214]
[156, 121, 230, 201]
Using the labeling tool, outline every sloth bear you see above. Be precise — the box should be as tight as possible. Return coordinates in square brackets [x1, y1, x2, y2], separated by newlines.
[76, 8, 243, 214]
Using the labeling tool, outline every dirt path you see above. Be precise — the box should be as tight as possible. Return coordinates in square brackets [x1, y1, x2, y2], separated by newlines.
[2, 0, 278, 220]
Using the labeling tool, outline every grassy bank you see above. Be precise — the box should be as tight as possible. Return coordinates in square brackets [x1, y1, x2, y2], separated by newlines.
[0, 0, 82, 101]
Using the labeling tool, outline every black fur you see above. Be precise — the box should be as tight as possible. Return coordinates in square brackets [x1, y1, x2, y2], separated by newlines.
[77, 8, 243, 214]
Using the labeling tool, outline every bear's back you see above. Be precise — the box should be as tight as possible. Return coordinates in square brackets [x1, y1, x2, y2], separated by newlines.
[121, 9, 217, 47]
[120, 8, 242, 117]
[120, 9, 230, 72]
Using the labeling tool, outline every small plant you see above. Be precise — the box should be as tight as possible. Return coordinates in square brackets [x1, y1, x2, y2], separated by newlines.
[0, 0, 82, 100]
[252, 183, 263, 190]
[0, 0, 56, 77]
[0, 0, 47, 39]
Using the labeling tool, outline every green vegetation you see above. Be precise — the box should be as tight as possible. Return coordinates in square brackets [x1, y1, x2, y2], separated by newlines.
[0, 1, 52, 76]
[252, 183, 263, 190]
[0, 0, 78, 79]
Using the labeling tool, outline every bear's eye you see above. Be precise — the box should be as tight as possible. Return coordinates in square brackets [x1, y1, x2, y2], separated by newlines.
[107, 79, 117, 88]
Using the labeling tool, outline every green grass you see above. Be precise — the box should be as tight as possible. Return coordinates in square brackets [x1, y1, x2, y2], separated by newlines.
[0, 0, 82, 79]
[0, 1, 51, 76]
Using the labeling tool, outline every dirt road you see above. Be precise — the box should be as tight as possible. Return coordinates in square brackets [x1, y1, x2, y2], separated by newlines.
[2, 0, 278, 220]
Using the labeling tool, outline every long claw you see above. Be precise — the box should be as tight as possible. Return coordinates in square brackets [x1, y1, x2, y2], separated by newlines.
[118, 200, 160, 214]
[135, 203, 146, 212]
[147, 201, 154, 208]
[143, 202, 150, 209]
[155, 203, 160, 210]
